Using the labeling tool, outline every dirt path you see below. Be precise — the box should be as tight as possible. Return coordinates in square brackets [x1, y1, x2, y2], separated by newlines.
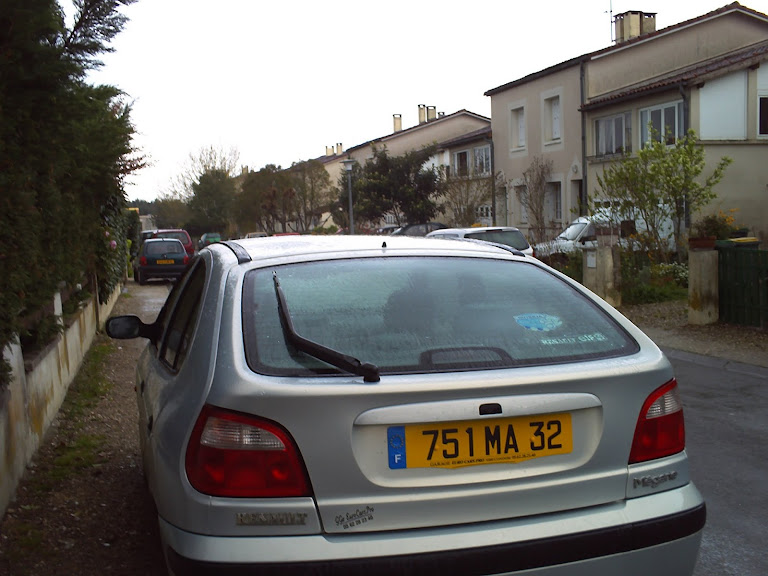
[0, 280, 169, 576]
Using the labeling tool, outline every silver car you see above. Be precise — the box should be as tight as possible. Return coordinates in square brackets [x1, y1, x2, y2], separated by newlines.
[106, 235, 704, 575]
[426, 226, 534, 256]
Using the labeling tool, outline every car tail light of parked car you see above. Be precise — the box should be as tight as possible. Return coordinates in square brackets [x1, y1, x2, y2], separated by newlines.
[630, 379, 685, 464]
[185, 404, 311, 498]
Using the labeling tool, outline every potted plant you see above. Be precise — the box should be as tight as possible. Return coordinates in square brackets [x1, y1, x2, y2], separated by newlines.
[689, 210, 738, 250]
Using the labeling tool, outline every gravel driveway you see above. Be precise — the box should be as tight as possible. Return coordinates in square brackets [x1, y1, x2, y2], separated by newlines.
[0, 282, 765, 575]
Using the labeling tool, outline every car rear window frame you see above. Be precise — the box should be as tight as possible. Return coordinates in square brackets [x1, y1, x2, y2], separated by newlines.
[241, 256, 639, 379]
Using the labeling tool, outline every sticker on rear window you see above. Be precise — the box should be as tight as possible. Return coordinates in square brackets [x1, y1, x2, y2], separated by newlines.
[514, 314, 562, 332]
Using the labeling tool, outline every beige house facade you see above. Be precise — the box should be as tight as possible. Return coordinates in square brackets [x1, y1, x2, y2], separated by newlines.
[486, 3, 768, 244]
[486, 61, 586, 241]
[321, 107, 490, 193]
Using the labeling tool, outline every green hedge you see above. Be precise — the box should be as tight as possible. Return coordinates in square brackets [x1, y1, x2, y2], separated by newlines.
[0, 0, 140, 388]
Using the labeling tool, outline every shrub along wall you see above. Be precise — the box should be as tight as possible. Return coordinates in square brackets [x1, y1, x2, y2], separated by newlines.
[0, 0, 142, 388]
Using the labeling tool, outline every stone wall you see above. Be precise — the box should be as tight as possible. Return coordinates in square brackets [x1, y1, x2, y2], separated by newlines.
[0, 286, 121, 516]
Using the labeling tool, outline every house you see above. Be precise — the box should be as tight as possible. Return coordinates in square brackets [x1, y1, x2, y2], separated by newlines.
[486, 2, 768, 244]
[320, 106, 491, 228]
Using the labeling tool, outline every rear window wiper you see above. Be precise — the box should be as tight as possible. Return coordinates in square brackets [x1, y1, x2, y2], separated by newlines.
[272, 272, 380, 383]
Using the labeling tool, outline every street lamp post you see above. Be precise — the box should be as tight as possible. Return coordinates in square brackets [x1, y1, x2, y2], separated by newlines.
[342, 158, 355, 235]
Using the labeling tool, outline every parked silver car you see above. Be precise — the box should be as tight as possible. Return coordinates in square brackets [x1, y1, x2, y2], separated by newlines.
[106, 235, 704, 575]
[426, 226, 534, 256]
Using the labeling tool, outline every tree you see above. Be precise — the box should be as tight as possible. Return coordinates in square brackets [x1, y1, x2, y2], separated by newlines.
[594, 129, 732, 259]
[234, 165, 295, 235]
[0, 0, 141, 385]
[439, 168, 495, 228]
[517, 156, 553, 245]
[170, 145, 240, 199]
[289, 159, 333, 232]
[353, 145, 442, 227]
[153, 194, 191, 229]
[188, 169, 235, 234]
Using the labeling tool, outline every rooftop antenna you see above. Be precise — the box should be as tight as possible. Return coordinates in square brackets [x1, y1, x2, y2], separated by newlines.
[607, 0, 614, 43]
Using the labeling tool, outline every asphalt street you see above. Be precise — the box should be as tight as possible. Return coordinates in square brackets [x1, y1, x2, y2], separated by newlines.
[666, 349, 768, 576]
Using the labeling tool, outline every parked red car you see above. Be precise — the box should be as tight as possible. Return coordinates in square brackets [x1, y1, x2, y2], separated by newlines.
[152, 229, 194, 257]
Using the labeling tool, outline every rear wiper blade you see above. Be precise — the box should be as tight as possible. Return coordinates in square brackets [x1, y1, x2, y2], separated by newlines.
[272, 272, 380, 383]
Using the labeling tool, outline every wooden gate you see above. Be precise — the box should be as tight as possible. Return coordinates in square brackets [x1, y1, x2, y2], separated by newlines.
[718, 248, 768, 329]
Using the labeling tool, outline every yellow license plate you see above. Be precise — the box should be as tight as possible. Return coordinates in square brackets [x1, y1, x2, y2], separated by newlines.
[387, 413, 572, 469]
[156, 259, 174, 264]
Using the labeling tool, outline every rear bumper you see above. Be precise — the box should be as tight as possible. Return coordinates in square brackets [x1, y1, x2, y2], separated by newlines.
[141, 264, 186, 279]
[161, 484, 705, 575]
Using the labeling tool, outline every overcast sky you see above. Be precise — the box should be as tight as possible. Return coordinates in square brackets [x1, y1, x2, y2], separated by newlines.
[73, 0, 768, 201]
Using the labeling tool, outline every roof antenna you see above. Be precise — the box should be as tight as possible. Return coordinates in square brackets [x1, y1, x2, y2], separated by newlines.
[607, 0, 614, 43]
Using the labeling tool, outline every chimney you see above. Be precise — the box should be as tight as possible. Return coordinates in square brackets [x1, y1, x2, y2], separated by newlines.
[418, 104, 427, 124]
[393, 113, 402, 132]
[614, 11, 656, 43]
[326, 146, 334, 156]
[336, 143, 343, 155]
[427, 106, 437, 121]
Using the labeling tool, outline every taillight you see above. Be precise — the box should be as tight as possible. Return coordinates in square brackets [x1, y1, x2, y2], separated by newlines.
[183, 254, 189, 265]
[629, 379, 685, 464]
[185, 405, 311, 497]
[139, 256, 147, 265]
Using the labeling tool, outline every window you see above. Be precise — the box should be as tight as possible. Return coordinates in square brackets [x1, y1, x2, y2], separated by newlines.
[515, 185, 528, 224]
[544, 95, 561, 142]
[760, 96, 768, 137]
[546, 182, 562, 222]
[476, 204, 492, 225]
[453, 150, 469, 176]
[160, 261, 206, 371]
[473, 145, 491, 175]
[510, 106, 526, 150]
[640, 101, 684, 146]
[242, 258, 637, 376]
[595, 112, 632, 156]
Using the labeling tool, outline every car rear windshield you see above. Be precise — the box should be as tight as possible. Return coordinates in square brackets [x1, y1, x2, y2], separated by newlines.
[465, 230, 529, 250]
[156, 231, 188, 244]
[146, 241, 184, 255]
[242, 257, 638, 377]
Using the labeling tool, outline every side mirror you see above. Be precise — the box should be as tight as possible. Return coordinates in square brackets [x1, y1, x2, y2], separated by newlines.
[105, 315, 158, 341]
[580, 235, 597, 244]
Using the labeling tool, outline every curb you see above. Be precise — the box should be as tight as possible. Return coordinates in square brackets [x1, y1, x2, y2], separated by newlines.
[662, 347, 768, 380]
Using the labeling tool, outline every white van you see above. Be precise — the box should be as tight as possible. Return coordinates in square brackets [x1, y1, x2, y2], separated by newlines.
[535, 212, 675, 258]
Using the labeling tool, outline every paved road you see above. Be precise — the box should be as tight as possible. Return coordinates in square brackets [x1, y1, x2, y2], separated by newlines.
[666, 349, 768, 576]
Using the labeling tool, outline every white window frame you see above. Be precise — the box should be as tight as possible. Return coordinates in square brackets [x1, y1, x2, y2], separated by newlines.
[545, 95, 561, 142]
[546, 182, 562, 222]
[453, 150, 469, 177]
[509, 103, 526, 151]
[473, 145, 491, 175]
[759, 94, 768, 138]
[640, 101, 684, 147]
[595, 112, 632, 156]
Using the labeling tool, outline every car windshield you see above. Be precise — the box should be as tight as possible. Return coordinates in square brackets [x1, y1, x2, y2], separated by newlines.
[145, 241, 183, 255]
[558, 222, 587, 241]
[465, 230, 529, 250]
[242, 257, 637, 377]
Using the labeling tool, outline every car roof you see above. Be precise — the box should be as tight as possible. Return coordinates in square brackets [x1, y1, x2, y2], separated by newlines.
[218, 234, 524, 264]
[143, 237, 184, 244]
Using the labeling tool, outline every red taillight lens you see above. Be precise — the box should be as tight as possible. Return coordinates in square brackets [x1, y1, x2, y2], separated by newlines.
[140, 256, 147, 266]
[183, 254, 189, 265]
[629, 379, 685, 464]
[185, 405, 311, 497]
